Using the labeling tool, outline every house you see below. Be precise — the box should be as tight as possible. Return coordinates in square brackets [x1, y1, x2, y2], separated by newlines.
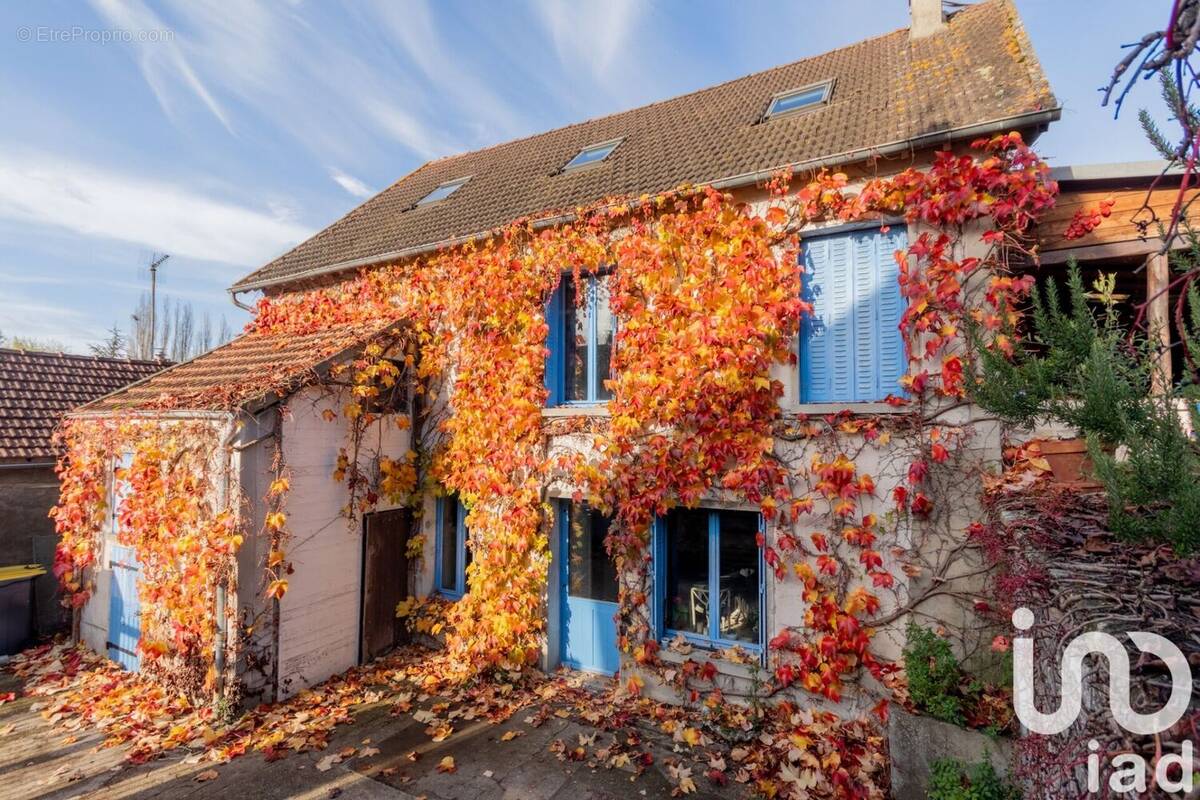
[0, 348, 164, 634]
[63, 0, 1059, 713]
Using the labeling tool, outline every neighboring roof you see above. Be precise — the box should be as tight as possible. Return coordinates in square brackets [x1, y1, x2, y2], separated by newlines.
[233, 0, 1057, 293]
[0, 349, 166, 462]
[1038, 163, 1195, 259]
[82, 322, 400, 414]
[1049, 160, 1182, 184]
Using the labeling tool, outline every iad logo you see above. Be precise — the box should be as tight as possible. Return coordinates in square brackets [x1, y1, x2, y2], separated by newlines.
[1011, 607, 1195, 794]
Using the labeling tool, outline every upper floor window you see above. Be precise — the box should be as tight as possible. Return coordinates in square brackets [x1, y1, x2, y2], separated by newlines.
[544, 274, 614, 405]
[435, 494, 471, 598]
[562, 140, 621, 171]
[764, 81, 833, 120]
[799, 226, 907, 403]
[656, 507, 762, 648]
[416, 177, 469, 207]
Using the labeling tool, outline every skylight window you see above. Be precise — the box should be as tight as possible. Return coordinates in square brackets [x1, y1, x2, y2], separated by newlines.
[416, 177, 469, 206]
[765, 81, 833, 119]
[562, 139, 621, 171]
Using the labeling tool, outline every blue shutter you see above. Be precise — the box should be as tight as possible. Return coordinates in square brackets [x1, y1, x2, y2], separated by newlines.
[851, 232, 878, 401]
[799, 240, 829, 401]
[802, 227, 908, 402]
[801, 235, 854, 402]
[544, 279, 564, 406]
[876, 228, 908, 398]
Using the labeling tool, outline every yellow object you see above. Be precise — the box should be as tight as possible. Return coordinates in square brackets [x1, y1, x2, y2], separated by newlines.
[0, 564, 47, 584]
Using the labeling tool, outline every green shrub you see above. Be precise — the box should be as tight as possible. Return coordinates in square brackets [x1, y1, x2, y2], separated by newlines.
[903, 624, 966, 725]
[970, 262, 1200, 553]
[927, 758, 1022, 800]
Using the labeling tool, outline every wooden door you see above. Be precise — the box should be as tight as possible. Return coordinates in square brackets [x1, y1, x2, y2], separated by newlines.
[360, 508, 411, 663]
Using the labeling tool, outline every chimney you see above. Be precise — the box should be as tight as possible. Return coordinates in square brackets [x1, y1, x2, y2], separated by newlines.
[909, 0, 946, 39]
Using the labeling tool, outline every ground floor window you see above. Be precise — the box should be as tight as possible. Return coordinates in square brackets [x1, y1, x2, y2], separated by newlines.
[657, 507, 762, 648]
[435, 494, 470, 598]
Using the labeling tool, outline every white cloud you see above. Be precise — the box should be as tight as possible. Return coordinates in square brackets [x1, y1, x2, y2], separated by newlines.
[88, 0, 235, 134]
[0, 152, 313, 267]
[366, 0, 528, 140]
[329, 168, 373, 199]
[108, 0, 460, 162]
[0, 296, 103, 353]
[532, 0, 642, 89]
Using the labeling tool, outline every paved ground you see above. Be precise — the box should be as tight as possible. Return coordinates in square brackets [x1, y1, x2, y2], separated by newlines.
[0, 669, 745, 800]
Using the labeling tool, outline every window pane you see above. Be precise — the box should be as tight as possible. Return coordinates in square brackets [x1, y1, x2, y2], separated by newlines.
[664, 509, 709, 636]
[566, 504, 617, 602]
[564, 280, 588, 401]
[594, 276, 613, 401]
[717, 511, 760, 643]
[564, 142, 619, 170]
[439, 498, 459, 592]
[768, 85, 827, 117]
[417, 178, 467, 205]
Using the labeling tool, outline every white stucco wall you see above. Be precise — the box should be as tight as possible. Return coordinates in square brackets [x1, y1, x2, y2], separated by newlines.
[275, 386, 411, 698]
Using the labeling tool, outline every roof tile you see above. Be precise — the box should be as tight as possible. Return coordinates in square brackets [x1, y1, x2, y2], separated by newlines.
[0, 349, 166, 461]
[232, 0, 1055, 292]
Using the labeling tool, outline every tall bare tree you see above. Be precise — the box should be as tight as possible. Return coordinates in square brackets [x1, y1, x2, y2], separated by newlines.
[127, 292, 231, 361]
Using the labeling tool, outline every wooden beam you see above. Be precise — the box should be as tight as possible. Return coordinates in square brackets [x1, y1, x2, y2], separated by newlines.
[1147, 251, 1172, 394]
[1039, 238, 1165, 265]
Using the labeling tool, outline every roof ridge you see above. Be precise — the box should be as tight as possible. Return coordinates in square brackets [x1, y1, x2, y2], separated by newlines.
[0, 347, 168, 366]
[234, 0, 1052, 293]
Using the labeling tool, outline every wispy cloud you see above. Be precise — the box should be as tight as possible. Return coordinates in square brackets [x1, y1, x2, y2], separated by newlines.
[0, 295, 103, 352]
[0, 151, 313, 266]
[87, 0, 235, 135]
[367, 0, 529, 142]
[105, 0, 460, 162]
[329, 168, 373, 199]
[532, 0, 643, 93]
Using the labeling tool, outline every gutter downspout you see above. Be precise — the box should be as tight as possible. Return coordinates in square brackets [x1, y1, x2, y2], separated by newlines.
[213, 413, 238, 709]
[228, 289, 254, 312]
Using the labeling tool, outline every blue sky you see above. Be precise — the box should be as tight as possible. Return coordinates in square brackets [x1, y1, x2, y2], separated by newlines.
[0, 1, 1172, 352]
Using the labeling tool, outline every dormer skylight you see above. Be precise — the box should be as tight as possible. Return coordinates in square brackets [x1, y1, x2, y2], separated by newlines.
[416, 177, 470, 206]
[764, 80, 833, 120]
[562, 139, 622, 171]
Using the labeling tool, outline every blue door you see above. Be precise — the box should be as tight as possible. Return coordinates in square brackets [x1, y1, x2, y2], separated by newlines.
[560, 502, 620, 675]
[107, 544, 141, 671]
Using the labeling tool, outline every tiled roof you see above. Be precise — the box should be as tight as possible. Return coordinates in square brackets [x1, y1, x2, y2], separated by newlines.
[83, 322, 400, 414]
[0, 349, 166, 462]
[232, 0, 1056, 292]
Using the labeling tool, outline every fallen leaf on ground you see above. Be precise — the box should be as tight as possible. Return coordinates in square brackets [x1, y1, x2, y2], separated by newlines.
[194, 769, 219, 782]
[436, 756, 456, 773]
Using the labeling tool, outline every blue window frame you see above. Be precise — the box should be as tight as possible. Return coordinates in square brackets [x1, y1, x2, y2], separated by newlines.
[799, 225, 907, 403]
[434, 495, 470, 598]
[544, 274, 615, 405]
[654, 508, 764, 651]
